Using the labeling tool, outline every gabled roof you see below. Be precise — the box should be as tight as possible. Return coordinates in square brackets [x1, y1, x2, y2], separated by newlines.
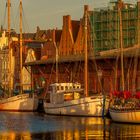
[35, 26, 46, 40]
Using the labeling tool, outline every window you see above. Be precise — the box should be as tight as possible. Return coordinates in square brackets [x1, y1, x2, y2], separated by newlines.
[77, 86, 80, 89]
[57, 86, 59, 91]
[61, 86, 64, 90]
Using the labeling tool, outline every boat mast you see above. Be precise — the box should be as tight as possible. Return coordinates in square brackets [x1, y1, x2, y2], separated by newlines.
[55, 42, 58, 83]
[7, 0, 12, 95]
[132, 3, 140, 93]
[118, 0, 125, 91]
[19, 0, 23, 93]
[84, 6, 88, 97]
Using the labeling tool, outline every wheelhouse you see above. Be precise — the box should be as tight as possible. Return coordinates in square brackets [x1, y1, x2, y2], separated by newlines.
[47, 83, 83, 104]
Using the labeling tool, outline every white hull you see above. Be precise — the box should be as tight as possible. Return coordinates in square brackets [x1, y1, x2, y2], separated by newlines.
[0, 94, 38, 111]
[109, 109, 140, 123]
[44, 95, 110, 116]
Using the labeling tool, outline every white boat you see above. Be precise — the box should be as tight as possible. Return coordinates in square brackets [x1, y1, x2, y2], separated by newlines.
[0, 94, 38, 111]
[44, 83, 110, 116]
[109, 108, 140, 123]
[109, 93, 140, 123]
[0, 0, 38, 112]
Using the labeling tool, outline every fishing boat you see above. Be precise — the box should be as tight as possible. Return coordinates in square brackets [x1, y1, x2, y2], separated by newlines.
[43, 6, 110, 117]
[44, 82, 109, 116]
[109, 0, 140, 123]
[0, 0, 38, 111]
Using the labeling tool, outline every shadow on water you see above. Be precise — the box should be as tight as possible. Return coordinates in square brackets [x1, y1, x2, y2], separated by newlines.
[0, 112, 140, 139]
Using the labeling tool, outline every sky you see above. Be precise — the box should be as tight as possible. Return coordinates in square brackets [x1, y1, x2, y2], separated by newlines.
[0, 0, 137, 33]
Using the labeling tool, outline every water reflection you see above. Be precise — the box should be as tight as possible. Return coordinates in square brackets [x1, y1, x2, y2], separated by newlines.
[0, 132, 31, 140]
[0, 112, 111, 140]
[110, 122, 140, 139]
[0, 112, 140, 139]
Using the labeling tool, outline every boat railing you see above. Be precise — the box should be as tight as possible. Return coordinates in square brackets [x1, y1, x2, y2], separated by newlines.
[56, 88, 84, 94]
[0, 93, 30, 103]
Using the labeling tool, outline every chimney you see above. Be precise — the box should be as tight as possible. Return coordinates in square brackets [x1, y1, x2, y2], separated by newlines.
[84, 5, 89, 13]
[63, 15, 71, 29]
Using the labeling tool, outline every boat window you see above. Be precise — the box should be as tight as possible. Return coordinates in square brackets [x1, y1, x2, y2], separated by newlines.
[65, 86, 68, 90]
[64, 93, 73, 101]
[57, 86, 59, 91]
[70, 86, 72, 89]
[73, 86, 75, 89]
[61, 86, 64, 90]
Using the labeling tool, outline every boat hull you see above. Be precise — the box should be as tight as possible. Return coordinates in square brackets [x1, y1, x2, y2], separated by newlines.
[109, 109, 140, 123]
[44, 95, 110, 116]
[0, 94, 38, 112]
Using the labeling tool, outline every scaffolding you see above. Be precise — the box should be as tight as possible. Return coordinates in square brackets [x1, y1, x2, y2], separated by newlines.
[91, 1, 138, 53]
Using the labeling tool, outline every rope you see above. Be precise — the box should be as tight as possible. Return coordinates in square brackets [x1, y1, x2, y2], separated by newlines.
[12, 1, 30, 33]
[88, 12, 105, 94]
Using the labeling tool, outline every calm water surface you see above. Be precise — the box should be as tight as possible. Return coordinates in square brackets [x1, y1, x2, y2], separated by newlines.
[0, 112, 140, 140]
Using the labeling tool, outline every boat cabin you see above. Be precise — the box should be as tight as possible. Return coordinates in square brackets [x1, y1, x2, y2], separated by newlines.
[47, 83, 83, 104]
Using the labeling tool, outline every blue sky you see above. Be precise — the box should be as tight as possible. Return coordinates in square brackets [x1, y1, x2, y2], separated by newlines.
[0, 0, 136, 32]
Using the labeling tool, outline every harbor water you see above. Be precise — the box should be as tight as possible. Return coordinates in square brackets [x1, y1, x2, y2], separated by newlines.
[0, 112, 140, 140]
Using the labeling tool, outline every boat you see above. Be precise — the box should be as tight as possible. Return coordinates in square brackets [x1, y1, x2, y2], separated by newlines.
[44, 82, 109, 116]
[0, 0, 38, 112]
[0, 94, 38, 111]
[109, 92, 140, 123]
[43, 6, 110, 117]
[109, 107, 140, 123]
[109, 0, 140, 123]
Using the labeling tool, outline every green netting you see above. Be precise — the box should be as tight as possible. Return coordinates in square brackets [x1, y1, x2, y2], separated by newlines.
[90, 2, 138, 53]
